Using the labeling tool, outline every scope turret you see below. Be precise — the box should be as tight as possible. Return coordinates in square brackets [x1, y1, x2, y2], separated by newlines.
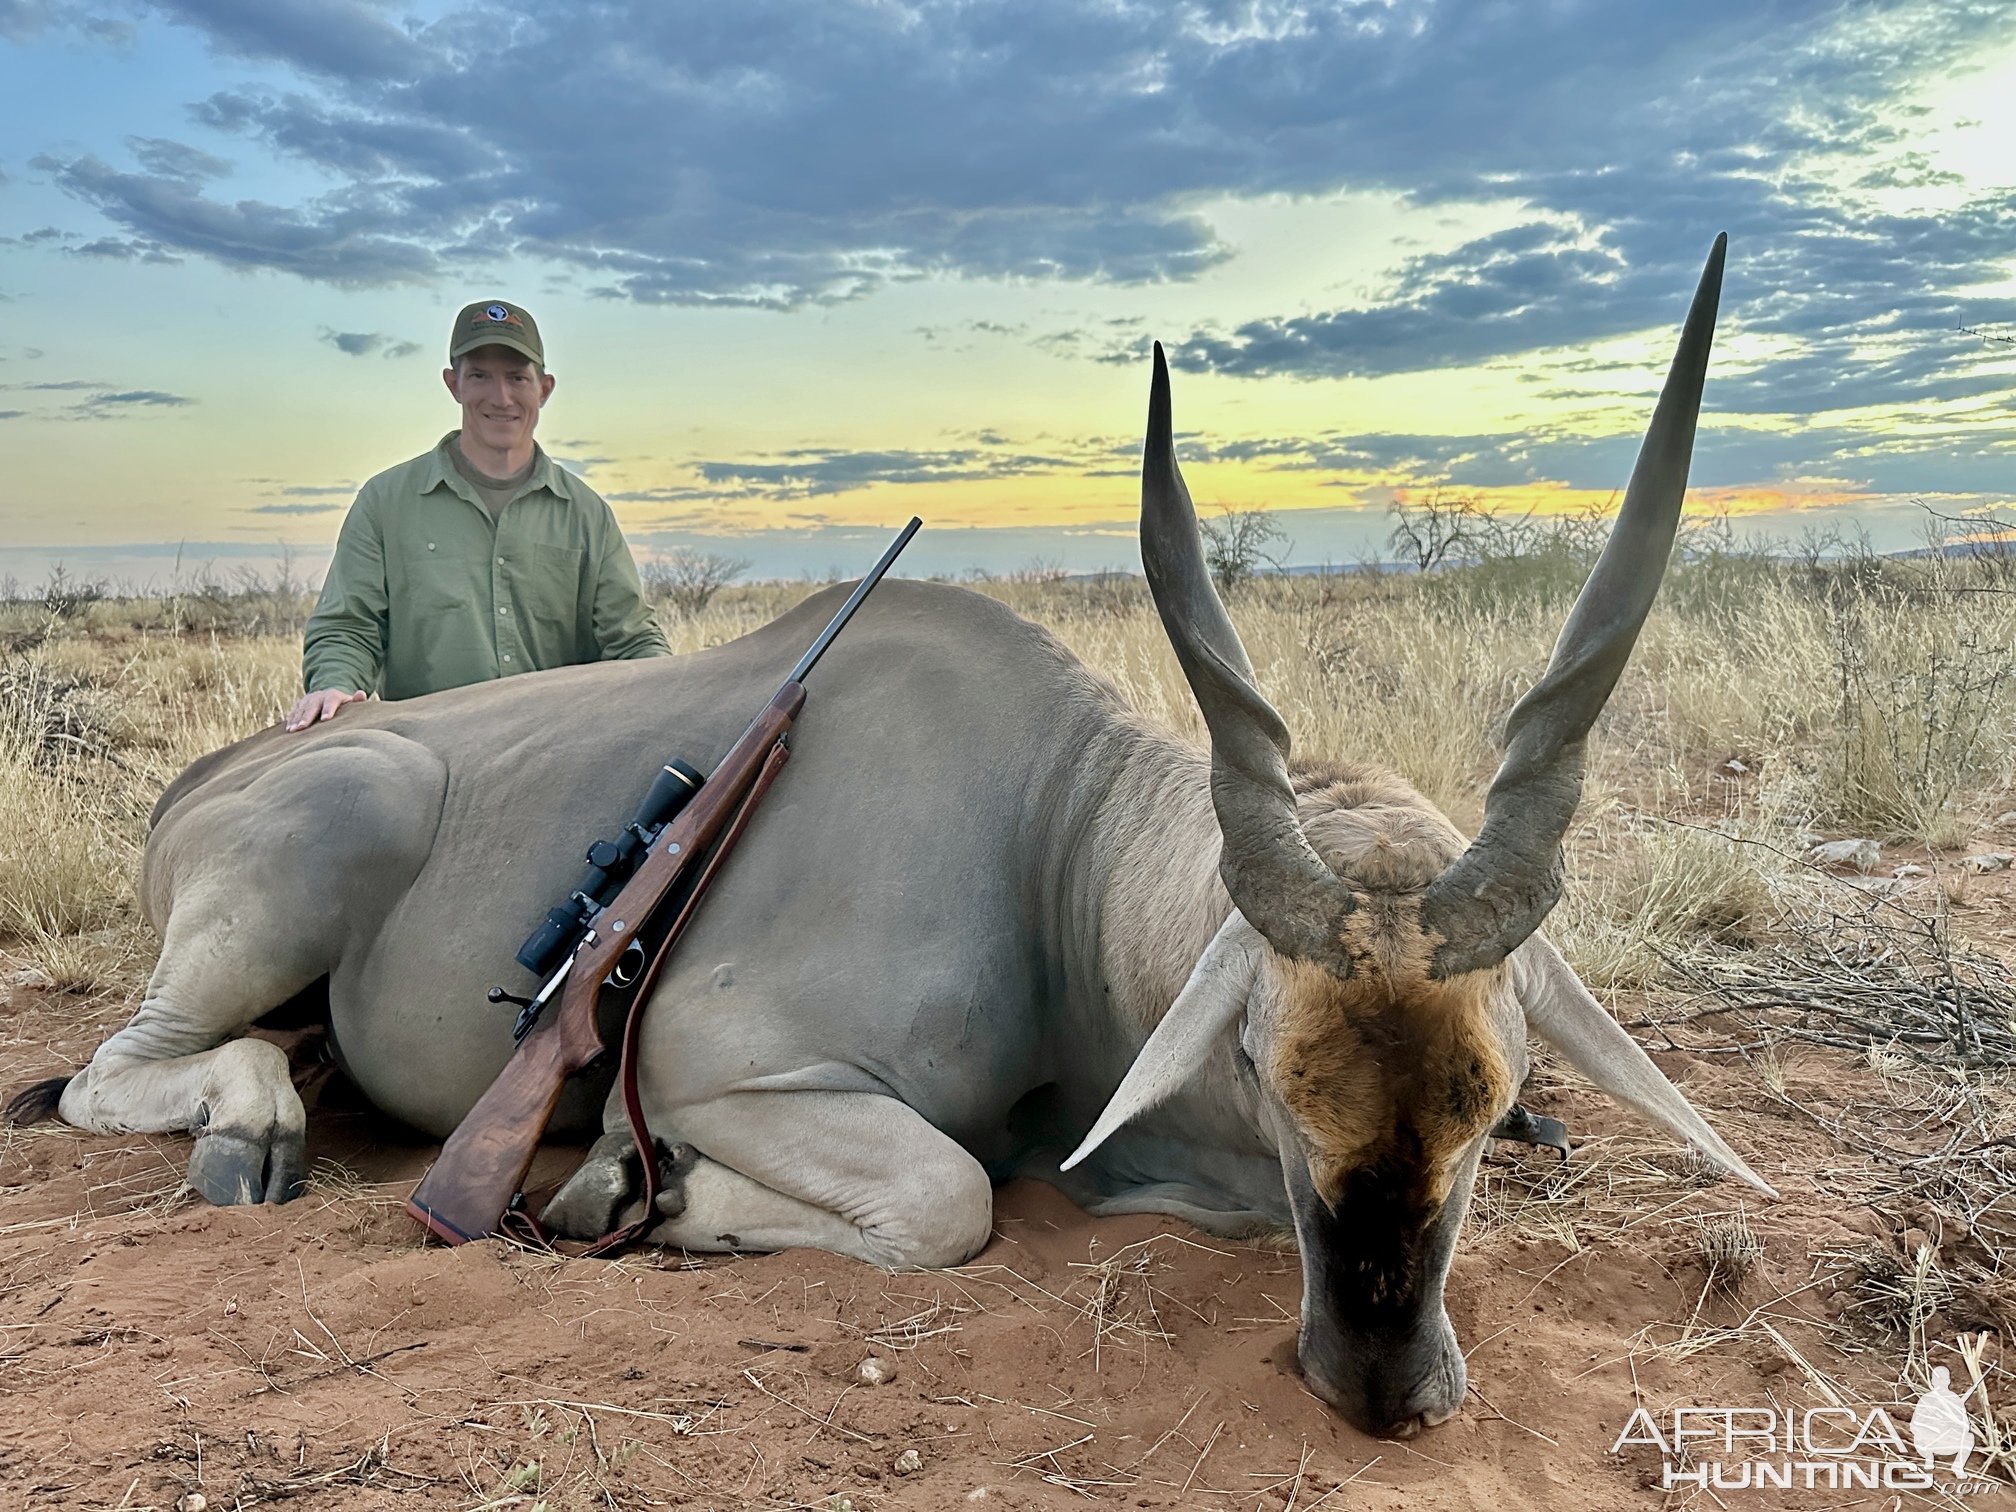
[512, 759, 705, 977]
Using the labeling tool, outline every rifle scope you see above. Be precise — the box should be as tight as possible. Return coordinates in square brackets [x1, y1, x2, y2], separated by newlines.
[513, 758, 706, 977]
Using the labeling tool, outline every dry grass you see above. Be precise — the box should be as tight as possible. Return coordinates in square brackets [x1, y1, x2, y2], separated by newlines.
[7, 549, 2015, 992]
[1692, 1207, 1763, 1295]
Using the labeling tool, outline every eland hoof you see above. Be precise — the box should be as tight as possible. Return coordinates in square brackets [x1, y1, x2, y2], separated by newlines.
[542, 1133, 694, 1238]
[652, 1142, 697, 1221]
[188, 1124, 308, 1205]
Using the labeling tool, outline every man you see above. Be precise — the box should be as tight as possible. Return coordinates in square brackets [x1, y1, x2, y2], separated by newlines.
[286, 299, 669, 731]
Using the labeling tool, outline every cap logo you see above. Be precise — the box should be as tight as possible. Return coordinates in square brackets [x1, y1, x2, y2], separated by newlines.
[484, 303, 511, 322]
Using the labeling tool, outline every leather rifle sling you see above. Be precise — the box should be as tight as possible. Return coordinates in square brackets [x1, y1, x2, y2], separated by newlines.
[576, 735, 794, 1258]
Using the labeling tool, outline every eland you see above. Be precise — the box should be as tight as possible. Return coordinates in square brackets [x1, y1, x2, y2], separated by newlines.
[11, 237, 1766, 1439]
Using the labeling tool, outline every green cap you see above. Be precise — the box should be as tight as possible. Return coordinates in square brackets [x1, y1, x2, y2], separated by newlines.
[449, 299, 544, 366]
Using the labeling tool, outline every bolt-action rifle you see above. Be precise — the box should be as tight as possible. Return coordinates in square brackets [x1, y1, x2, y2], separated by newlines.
[406, 518, 921, 1248]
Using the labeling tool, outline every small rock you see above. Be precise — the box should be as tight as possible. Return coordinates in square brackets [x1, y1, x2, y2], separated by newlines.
[1962, 852, 2014, 874]
[1806, 838, 1880, 871]
[1995, 812, 2016, 827]
[4, 964, 55, 992]
[894, 1449, 923, 1476]
[1893, 864, 1928, 879]
[175, 1497, 208, 1512]
[1901, 1227, 1932, 1256]
[1719, 756, 1750, 776]
[856, 1355, 897, 1386]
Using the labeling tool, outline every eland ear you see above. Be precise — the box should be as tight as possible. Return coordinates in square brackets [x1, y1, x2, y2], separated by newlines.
[1062, 912, 1263, 1172]
[1514, 934, 1776, 1195]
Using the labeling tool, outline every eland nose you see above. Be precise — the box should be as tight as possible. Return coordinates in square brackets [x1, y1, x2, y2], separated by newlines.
[1298, 1335, 1466, 1438]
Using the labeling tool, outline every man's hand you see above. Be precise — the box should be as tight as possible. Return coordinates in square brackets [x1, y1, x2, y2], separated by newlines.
[285, 688, 366, 732]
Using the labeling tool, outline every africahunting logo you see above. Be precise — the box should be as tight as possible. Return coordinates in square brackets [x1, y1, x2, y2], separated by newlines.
[1613, 1363, 2001, 1495]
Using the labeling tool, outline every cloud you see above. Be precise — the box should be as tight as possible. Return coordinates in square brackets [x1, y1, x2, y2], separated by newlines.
[155, 0, 420, 82]
[0, 0, 132, 45]
[9, 0, 2015, 461]
[125, 135, 232, 182]
[604, 428, 1138, 506]
[3, 381, 201, 419]
[72, 388, 196, 417]
[664, 441, 1106, 501]
[625, 407, 2012, 513]
[71, 235, 182, 263]
[247, 500, 343, 514]
[1170, 182, 2016, 400]
[1170, 222, 1657, 380]
[96, 389, 190, 406]
[0, 409, 25, 420]
[317, 327, 420, 358]
[320, 328, 384, 356]
[32, 151, 440, 285]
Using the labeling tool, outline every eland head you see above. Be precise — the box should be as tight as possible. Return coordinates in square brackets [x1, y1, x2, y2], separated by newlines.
[1064, 235, 1771, 1437]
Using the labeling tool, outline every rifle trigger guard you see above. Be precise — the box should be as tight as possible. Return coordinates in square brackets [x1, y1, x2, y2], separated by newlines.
[610, 941, 646, 989]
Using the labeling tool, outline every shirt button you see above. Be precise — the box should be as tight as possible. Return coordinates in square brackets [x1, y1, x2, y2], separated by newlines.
[496, 557, 505, 566]
[427, 542, 437, 551]
[497, 606, 509, 616]
[502, 654, 513, 663]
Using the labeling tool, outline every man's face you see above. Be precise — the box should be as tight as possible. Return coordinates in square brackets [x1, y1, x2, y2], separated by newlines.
[444, 345, 554, 455]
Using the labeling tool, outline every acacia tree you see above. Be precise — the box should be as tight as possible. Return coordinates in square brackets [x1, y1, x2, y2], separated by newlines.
[1198, 506, 1288, 594]
[643, 549, 751, 617]
[1386, 492, 1482, 571]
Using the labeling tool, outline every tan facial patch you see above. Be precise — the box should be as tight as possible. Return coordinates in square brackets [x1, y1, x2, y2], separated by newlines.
[1266, 955, 1514, 1207]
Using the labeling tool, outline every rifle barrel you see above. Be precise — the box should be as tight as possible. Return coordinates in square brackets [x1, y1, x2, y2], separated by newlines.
[787, 517, 921, 685]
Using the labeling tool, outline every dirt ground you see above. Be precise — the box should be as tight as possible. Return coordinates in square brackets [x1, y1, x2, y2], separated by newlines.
[1, 891, 2010, 1512]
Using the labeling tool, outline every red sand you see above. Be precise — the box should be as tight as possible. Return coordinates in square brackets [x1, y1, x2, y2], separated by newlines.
[0, 958, 1992, 1510]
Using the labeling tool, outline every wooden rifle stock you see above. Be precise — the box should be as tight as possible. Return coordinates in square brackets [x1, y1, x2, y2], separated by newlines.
[405, 682, 805, 1245]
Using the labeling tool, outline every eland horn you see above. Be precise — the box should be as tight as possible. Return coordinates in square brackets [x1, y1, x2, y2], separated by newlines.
[1139, 344, 1361, 973]
[1420, 234, 1727, 978]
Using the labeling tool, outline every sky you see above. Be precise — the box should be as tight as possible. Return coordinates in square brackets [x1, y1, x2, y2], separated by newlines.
[2, 0, 2015, 585]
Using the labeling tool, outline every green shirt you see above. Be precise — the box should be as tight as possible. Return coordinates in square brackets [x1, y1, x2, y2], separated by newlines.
[303, 434, 670, 700]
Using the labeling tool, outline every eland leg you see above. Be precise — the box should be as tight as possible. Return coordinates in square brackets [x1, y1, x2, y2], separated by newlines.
[542, 1090, 994, 1269]
[13, 731, 448, 1204]
[39, 886, 331, 1204]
